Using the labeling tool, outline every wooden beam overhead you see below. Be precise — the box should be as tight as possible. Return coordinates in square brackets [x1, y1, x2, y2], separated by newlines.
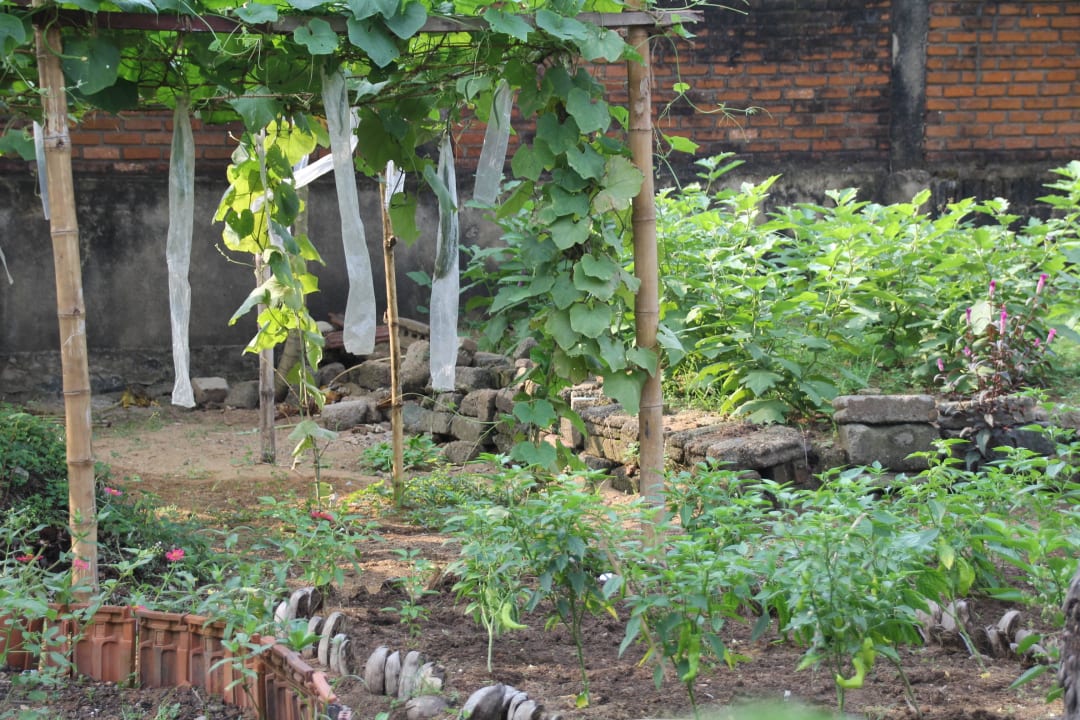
[31, 6, 700, 34]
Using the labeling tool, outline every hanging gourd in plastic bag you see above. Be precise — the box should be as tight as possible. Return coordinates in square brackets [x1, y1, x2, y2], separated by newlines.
[427, 133, 459, 391]
[321, 67, 376, 355]
[166, 99, 195, 407]
[473, 79, 512, 206]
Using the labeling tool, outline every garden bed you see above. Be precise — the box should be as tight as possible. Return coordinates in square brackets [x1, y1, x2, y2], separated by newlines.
[66, 404, 1066, 720]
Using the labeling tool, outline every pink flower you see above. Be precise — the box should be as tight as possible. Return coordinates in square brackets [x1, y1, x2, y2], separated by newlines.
[310, 510, 334, 522]
[1047, 328, 1057, 345]
[963, 346, 972, 357]
[999, 308, 1007, 334]
[165, 548, 185, 563]
[1036, 273, 1048, 294]
[989, 280, 996, 298]
[103, 487, 122, 496]
[965, 307, 972, 325]
[73, 558, 90, 571]
[936, 358, 945, 373]
[16, 553, 36, 563]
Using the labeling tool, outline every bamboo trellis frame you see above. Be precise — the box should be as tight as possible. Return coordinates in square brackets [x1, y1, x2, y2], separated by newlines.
[30, 7, 699, 585]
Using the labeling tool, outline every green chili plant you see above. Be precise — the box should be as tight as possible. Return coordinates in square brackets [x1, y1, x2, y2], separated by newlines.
[618, 512, 755, 717]
[381, 548, 438, 641]
[505, 475, 627, 708]
[757, 469, 936, 713]
[444, 502, 533, 673]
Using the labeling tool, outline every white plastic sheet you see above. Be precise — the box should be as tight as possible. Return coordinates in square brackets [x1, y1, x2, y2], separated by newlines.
[321, 67, 376, 355]
[473, 80, 513, 206]
[166, 101, 195, 408]
[429, 134, 459, 391]
[34, 121, 49, 221]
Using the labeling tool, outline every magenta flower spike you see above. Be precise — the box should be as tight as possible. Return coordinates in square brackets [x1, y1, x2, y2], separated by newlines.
[1048, 328, 1057, 345]
[937, 357, 945, 373]
[989, 279, 996, 298]
[999, 308, 1007, 334]
[965, 307, 972, 325]
[1036, 273, 1048, 294]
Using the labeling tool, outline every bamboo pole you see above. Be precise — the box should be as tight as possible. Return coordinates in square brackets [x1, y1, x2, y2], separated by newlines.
[34, 2, 98, 592]
[626, 23, 665, 524]
[380, 167, 405, 507]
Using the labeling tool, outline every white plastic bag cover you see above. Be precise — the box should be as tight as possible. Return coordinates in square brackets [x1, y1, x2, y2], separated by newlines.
[167, 101, 196, 407]
[322, 67, 376, 355]
[472, 80, 513, 206]
[429, 134, 459, 391]
[34, 121, 49, 220]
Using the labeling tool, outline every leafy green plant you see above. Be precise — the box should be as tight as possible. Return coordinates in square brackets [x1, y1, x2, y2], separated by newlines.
[360, 434, 441, 473]
[445, 503, 533, 672]
[654, 156, 1080, 422]
[382, 548, 437, 640]
[755, 469, 937, 713]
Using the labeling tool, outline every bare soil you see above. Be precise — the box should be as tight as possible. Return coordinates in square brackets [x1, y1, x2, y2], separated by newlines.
[22, 402, 1066, 720]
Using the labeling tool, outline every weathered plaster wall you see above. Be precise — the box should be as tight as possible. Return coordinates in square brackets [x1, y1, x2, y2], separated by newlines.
[0, 172, 500, 400]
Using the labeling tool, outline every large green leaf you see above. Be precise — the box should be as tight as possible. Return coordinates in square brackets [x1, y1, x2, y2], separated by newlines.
[572, 262, 617, 301]
[592, 156, 642, 213]
[385, 2, 427, 39]
[603, 371, 645, 415]
[234, 2, 279, 22]
[513, 399, 557, 427]
[294, 19, 339, 54]
[565, 145, 605, 180]
[0, 127, 34, 160]
[229, 87, 280, 132]
[565, 87, 609, 134]
[569, 302, 611, 338]
[545, 309, 578, 350]
[536, 113, 581, 155]
[535, 9, 589, 42]
[549, 216, 590, 249]
[347, 18, 399, 67]
[62, 37, 120, 95]
[579, 26, 626, 63]
[287, 0, 331, 9]
[0, 13, 28, 51]
[72, 78, 140, 113]
[483, 8, 531, 42]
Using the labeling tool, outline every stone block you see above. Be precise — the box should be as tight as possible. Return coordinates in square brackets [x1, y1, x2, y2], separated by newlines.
[454, 366, 496, 392]
[316, 362, 346, 387]
[402, 403, 453, 436]
[321, 398, 380, 431]
[837, 422, 938, 471]
[700, 425, 806, 470]
[443, 440, 482, 464]
[460, 389, 499, 422]
[192, 376, 228, 406]
[401, 341, 430, 393]
[495, 387, 518, 414]
[450, 414, 494, 444]
[832, 394, 937, 424]
[351, 359, 392, 390]
[224, 380, 260, 410]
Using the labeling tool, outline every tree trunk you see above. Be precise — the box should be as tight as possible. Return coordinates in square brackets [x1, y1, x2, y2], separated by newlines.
[626, 22, 665, 532]
[34, 3, 98, 592]
[1062, 566, 1080, 719]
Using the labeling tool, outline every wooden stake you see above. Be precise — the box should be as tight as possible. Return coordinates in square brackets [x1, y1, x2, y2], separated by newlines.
[627, 22, 665, 531]
[34, 2, 98, 592]
[381, 168, 405, 507]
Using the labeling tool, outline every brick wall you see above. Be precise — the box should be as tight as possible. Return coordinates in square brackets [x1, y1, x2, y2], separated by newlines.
[646, 0, 893, 165]
[924, 1, 1080, 164]
[37, 0, 1080, 177]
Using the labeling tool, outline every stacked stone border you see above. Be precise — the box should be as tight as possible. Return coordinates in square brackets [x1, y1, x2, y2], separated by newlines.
[188, 340, 1080, 486]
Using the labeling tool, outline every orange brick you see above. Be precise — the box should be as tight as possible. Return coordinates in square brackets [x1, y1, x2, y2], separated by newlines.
[122, 146, 164, 160]
[82, 146, 120, 160]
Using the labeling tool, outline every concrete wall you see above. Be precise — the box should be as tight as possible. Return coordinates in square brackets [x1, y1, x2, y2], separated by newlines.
[0, 172, 498, 400]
